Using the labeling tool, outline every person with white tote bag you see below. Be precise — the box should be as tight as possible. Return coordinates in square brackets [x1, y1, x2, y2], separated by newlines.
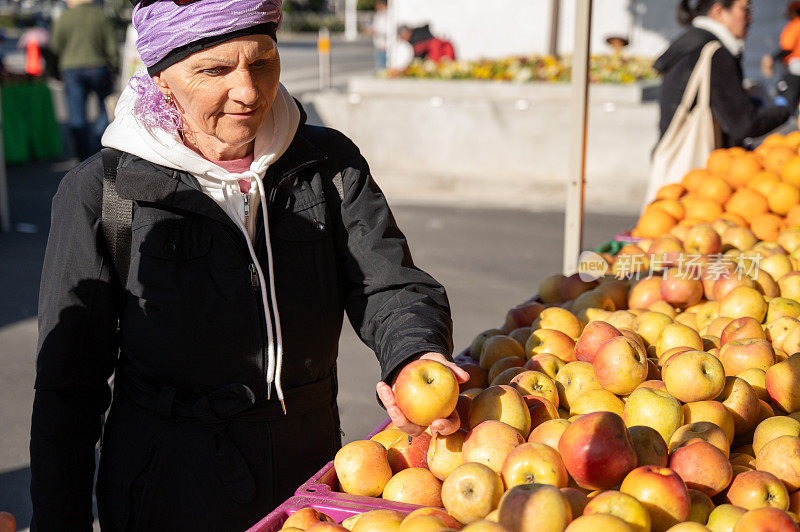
[645, 0, 790, 208]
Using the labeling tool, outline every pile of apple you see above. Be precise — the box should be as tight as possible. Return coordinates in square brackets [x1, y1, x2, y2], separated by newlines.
[322, 231, 800, 531]
[285, 139, 800, 531]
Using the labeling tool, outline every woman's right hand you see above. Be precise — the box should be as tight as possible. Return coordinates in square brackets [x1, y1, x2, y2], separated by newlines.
[762, 54, 775, 77]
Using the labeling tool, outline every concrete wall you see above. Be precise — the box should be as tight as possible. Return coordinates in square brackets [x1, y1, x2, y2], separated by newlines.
[305, 77, 660, 212]
[391, 0, 786, 79]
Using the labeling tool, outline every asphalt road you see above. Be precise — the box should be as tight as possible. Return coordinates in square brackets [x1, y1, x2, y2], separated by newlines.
[0, 34, 637, 530]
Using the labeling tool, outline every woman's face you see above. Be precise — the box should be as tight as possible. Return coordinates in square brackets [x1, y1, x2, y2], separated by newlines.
[153, 34, 280, 159]
[713, 0, 751, 40]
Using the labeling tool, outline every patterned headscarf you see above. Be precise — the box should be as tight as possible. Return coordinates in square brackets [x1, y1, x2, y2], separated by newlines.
[133, 0, 282, 75]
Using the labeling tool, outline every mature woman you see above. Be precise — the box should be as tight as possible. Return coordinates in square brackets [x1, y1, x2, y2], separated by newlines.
[656, 0, 790, 148]
[30, 1, 463, 530]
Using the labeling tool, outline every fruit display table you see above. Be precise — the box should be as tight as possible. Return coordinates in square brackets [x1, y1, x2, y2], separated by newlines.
[259, 136, 800, 531]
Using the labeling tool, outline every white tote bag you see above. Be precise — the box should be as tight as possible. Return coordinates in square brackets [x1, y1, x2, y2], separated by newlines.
[644, 41, 722, 207]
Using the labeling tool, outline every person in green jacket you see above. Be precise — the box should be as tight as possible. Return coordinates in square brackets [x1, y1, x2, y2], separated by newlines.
[50, 0, 118, 160]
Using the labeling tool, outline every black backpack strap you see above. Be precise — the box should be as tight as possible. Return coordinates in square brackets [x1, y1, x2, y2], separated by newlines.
[100, 148, 132, 290]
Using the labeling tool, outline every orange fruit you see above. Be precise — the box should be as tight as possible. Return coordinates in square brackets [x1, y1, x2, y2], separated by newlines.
[782, 156, 800, 188]
[656, 183, 687, 201]
[754, 144, 771, 164]
[679, 217, 705, 227]
[750, 213, 783, 242]
[786, 205, 800, 228]
[707, 150, 733, 175]
[728, 147, 748, 157]
[725, 188, 769, 221]
[682, 168, 711, 192]
[719, 212, 748, 227]
[633, 208, 677, 239]
[647, 199, 685, 221]
[696, 175, 733, 203]
[681, 195, 723, 223]
[763, 146, 797, 175]
[762, 133, 787, 148]
[768, 181, 800, 216]
[785, 131, 800, 150]
[747, 171, 781, 197]
[0, 513, 15, 532]
[726, 153, 762, 188]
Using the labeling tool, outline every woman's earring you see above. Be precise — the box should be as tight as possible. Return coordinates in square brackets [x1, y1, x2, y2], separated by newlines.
[164, 93, 175, 106]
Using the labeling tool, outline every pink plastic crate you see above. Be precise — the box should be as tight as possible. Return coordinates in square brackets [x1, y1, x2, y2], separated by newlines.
[290, 353, 479, 516]
[614, 230, 643, 243]
[245, 495, 389, 532]
[294, 418, 427, 512]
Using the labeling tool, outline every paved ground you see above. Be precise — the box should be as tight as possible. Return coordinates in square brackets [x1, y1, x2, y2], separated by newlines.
[0, 33, 637, 530]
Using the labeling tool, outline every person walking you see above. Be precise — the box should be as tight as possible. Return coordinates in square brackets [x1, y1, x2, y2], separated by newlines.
[366, 0, 389, 70]
[50, 0, 118, 160]
[655, 0, 790, 149]
[762, 1, 800, 114]
[30, 0, 462, 530]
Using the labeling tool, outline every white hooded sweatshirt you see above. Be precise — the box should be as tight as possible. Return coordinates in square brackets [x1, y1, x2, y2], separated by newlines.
[102, 80, 302, 410]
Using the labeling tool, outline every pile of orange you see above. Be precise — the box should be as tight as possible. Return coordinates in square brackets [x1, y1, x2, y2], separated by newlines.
[635, 132, 800, 243]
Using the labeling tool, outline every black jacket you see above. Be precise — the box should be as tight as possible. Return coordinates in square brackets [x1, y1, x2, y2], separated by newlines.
[30, 113, 454, 531]
[655, 27, 790, 147]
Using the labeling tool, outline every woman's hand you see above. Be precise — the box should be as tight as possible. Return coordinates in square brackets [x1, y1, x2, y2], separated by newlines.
[376, 352, 470, 437]
[762, 54, 775, 77]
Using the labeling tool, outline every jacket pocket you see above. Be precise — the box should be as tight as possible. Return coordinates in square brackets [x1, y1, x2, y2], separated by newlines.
[96, 397, 159, 532]
[137, 217, 212, 261]
[273, 196, 329, 242]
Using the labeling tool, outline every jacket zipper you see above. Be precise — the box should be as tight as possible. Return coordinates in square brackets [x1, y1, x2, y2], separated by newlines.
[243, 191, 250, 228]
[249, 264, 259, 289]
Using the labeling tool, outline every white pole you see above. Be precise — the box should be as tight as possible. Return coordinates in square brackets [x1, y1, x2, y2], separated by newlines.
[562, 0, 592, 275]
[548, 0, 560, 57]
[345, 0, 358, 42]
[0, 87, 9, 233]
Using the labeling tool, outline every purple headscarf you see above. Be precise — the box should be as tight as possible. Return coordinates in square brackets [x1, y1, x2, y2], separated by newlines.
[133, 0, 282, 75]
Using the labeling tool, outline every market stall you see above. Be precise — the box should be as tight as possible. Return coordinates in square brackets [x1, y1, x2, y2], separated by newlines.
[243, 0, 800, 529]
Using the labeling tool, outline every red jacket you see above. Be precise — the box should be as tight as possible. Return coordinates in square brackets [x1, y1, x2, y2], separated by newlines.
[412, 38, 456, 62]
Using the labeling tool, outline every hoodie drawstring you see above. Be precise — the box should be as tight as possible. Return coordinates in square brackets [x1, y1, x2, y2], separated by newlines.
[220, 172, 286, 414]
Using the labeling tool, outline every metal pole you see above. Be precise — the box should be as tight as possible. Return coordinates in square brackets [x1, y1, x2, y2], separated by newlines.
[318, 28, 332, 90]
[548, 0, 560, 57]
[0, 86, 8, 233]
[562, 0, 592, 275]
[344, 0, 358, 42]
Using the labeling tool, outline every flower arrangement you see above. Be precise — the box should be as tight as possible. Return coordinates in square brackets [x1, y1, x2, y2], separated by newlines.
[383, 54, 659, 84]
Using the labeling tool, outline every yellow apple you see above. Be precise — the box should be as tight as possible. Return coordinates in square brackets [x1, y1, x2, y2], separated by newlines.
[583, 490, 651, 532]
[623, 387, 683, 444]
[497, 483, 572, 532]
[753, 416, 800, 456]
[500, 442, 568, 489]
[426, 429, 467, 481]
[662, 350, 726, 403]
[682, 401, 736, 444]
[555, 361, 602, 411]
[382, 467, 442, 507]
[462, 420, 525, 474]
[593, 336, 649, 395]
[395, 359, 460, 427]
[334, 440, 393, 497]
[766, 353, 800, 413]
[469, 385, 531, 437]
[441, 462, 504, 524]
